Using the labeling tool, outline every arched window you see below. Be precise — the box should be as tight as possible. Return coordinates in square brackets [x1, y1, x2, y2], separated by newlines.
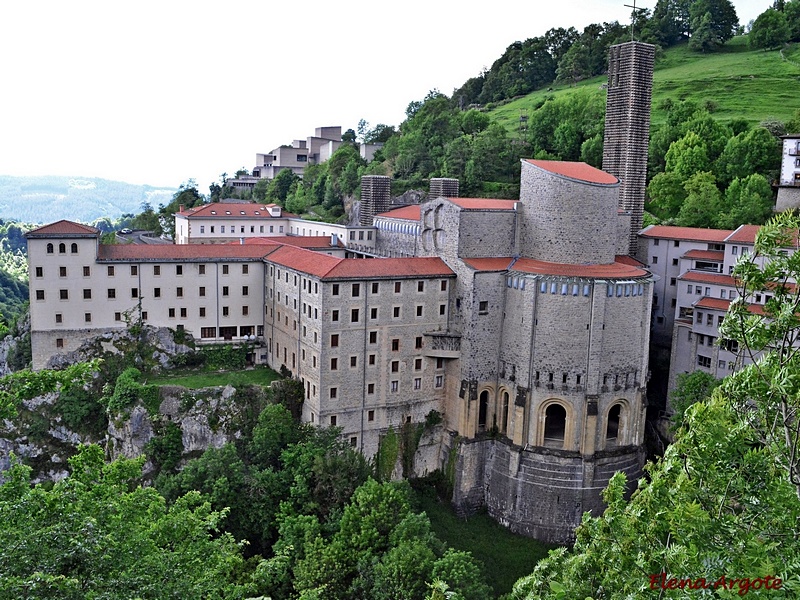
[71, 243, 78, 254]
[46, 243, 54, 254]
[478, 390, 489, 432]
[543, 404, 566, 448]
[606, 404, 622, 446]
[501, 391, 510, 434]
[58, 243, 66, 254]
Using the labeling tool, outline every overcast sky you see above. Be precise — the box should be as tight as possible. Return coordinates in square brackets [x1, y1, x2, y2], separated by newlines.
[0, 0, 771, 193]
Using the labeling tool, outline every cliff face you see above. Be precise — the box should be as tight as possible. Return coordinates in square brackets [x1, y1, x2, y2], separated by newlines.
[1, 382, 269, 483]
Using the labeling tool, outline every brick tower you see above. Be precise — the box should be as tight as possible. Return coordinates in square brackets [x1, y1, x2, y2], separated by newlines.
[602, 41, 655, 255]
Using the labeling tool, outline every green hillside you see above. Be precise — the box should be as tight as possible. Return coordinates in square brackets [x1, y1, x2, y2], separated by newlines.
[490, 36, 800, 133]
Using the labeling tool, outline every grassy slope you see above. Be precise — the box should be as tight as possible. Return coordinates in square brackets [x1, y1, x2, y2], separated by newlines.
[490, 36, 800, 133]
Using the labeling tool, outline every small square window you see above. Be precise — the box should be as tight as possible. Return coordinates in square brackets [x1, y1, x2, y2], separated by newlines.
[56, 338, 64, 348]
[478, 301, 488, 314]
[59, 266, 67, 277]
[55, 313, 62, 323]
[107, 288, 116, 299]
[60, 289, 69, 300]
[35, 289, 45, 300]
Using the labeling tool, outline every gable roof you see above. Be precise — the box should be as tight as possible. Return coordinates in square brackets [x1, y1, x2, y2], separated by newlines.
[679, 271, 735, 286]
[725, 224, 760, 244]
[446, 198, 517, 211]
[682, 249, 724, 261]
[639, 225, 733, 243]
[524, 159, 618, 185]
[26, 220, 99, 238]
[176, 203, 297, 219]
[694, 297, 766, 316]
[376, 205, 421, 221]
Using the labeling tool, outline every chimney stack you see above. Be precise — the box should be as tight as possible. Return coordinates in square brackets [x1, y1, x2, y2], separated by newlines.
[360, 175, 391, 226]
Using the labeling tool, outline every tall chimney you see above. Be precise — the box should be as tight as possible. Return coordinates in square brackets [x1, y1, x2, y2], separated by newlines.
[360, 175, 391, 226]
[429, 178, 459, 199]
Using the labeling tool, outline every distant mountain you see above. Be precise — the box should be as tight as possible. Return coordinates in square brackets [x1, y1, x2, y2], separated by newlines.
[0, 175, 176, 223]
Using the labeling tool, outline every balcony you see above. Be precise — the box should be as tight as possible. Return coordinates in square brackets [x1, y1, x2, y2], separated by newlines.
[423, 331, 461, 358]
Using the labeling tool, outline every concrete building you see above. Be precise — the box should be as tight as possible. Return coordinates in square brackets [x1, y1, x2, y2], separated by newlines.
[27, 157, 655, 544]
[775, 134, 800, 211]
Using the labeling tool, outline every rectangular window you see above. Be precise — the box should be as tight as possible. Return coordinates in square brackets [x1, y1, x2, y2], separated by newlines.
[176, 265, 183, 276]
[352, 283, 360, 297]
[369, 354, 376, 365]
[154, 265, 161, 276]
[478, 301, 488, 314]
[55, 313, 63, 323]
[199, 264, 206, 275]
[351, 308, 359, 323]
[223, 306, 229, 316]
[331, 358, 338, 370]
[439, 304, 446, 315]
[697, 355, 712, 368]
[199, 286, 206, 297]
[107, 266, 114, 277]
[394, 281, 401, 293]
[199, 307, 206, 317]
[367, 384, 375, 395]
[391, 380, 399, 393]
[60, 266, 67, 277]
[435, 375, 444, 388]
[330, 387, 337, 399]
[370, 307, 378, 319]
[415, 336, 423, 349]
[416, 305, 423, 317]
[441, 280, 448, 291]
[369, 331, 377, 344]
[60, 289, 68, 300]
[131, 265, 138, 276]
[368, 409, 375, 421]
[180, 308, 187, 318]
[107, 288, 116, 299]
[222, 265, 229, 275]
[414, 378, 421, 390]
[672, 258, 678, 266]
[415, 358, 422, 370]
[222, 286, 229, 296]
[84, 312, 91, 323]
[154, 288, 161, 298]
[331, 334, 339, 347]
[371, 282, 379, 294]
[36, 289, 45, 300]
[169, 308, 176, 318]
[393, 306, 400, 318]
[652, 256, 658, 264]
[436, 358, 444, 369]
[332, 283, 340, 296]
[670, 277, 676, 286]
[131, 288, 138, 298]
[350, 356, 357, 367]
[391, 338, 400, 351]
[242, 306, 249, 316]
[332, 310, 339, 322]
[242, 264, 249, 274]
[242, 285, 249, 296]
[56, 338, 64, 348]
[114, 312, 121, 321]
[417, 281, 424, 292]
[34, 266, 43, 278]
[177, 287, 184, 297]
[83, 266, 90, 277]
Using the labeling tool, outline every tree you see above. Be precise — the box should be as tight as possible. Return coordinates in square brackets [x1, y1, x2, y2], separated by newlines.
[689, 0, 739, 48]
[0, 360, 98, 420]
[715, 173, 775, 229]
[675, 171, 721, 227]
[749, 7, 791, 48]
[268, 169, 299, 207]
[669, 370, 721, 425]
[665, 131, 711, 180]
[717, 127, 780, 185]
[0, 445, 260, 598]
[646, 171, 688, 219]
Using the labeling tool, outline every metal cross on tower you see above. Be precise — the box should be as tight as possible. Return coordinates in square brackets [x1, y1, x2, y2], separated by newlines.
[624, 0, 639, 41]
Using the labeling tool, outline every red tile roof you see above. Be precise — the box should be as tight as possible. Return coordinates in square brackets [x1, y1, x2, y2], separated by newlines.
[264, 245, 454, 280]
[679, 271, 735, 286]
[639, 225, 733, 242]
[97, 244, 273, 261]
[376, 205, 421, 221]
[325, 257, 454, 280]
[615, 254, 646, 267]
[447, 198, 517, 211]
[725, 224, 760, 244]
[524, 160, 618, 185]
[26, 220, 99, 237]
[682, 249, 724, 261]
[177, 203, 297, 219]
[463, 258, 516, 272]
[464, 256, 648, 278]
[694, 297, 765, 315]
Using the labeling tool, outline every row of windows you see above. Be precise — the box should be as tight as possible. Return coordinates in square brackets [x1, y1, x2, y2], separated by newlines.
[328, 354, 444, 372]
[347, 230, 374, 241]
[607, 283, 645, 297]
[37, 285, 252, 301]
[329, 375, 444, 399]
[375, 220, 418, 235]
[695, 311, 725, 327]
[331, 280, 448, 296]
[50, 304, 250, 323]
[200, 224, 282, 234]
[328, 304, 446, 323]
[36, 263, 247, 278]
[45, 242, 78, 254]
